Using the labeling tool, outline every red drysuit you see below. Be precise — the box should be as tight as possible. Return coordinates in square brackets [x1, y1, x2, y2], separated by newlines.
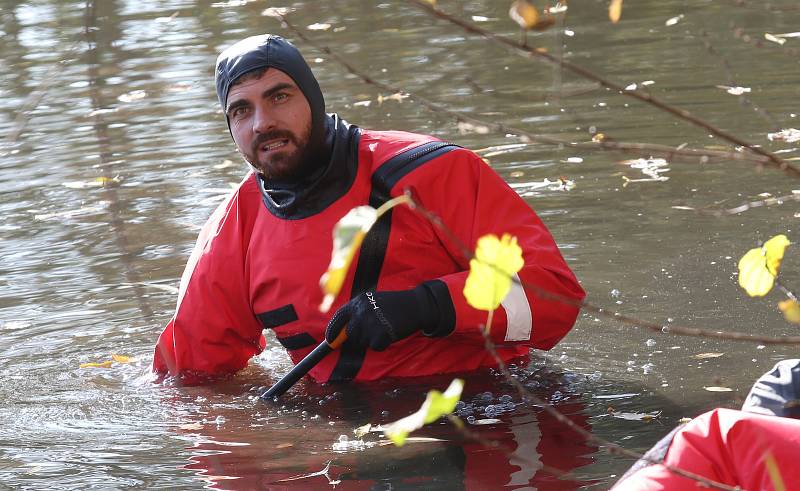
[613, 408, 800, 490]
[153, 126, 584, 383]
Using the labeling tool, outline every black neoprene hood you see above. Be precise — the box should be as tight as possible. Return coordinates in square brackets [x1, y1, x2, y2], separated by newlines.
[215, 34, 326, 135]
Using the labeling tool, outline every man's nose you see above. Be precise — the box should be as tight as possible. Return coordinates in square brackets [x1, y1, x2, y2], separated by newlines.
[252, 106, 275, 134]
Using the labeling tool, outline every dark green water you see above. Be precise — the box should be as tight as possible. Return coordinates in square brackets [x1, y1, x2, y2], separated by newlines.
[2, 0, 799, 488]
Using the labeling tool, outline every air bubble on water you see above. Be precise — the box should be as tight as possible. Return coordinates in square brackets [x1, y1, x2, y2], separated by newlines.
[214, 415, 226, 425]
[455, 401, 466, 411]
[478, 391, 493, 402]
[338, 434, 348, 443]
[626, 360, 636, 366]
[666, 318, 674, 323]
[661, 326, 670, 333]
[589, 371, 602, 381]
[381, 410, 390, 418]
[642, 363, 655, 374]
[467, 415, 476, 424]
[499, 395, 513, 404]
[610, 289, 621, 298]
[645, 339, 656, 347]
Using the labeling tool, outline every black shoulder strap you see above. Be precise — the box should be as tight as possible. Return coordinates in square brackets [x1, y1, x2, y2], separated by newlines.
[328, 141, 460, 382]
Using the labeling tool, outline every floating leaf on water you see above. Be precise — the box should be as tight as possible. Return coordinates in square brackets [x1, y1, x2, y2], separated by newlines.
[261, 7, 294, 17]
[353, 100, 371, 108]
[592, 133, 606, 142]
[319, 206, 378, 312]
[624, 83, 637, 91]
[457, 121, 490, 135]
[118, 90, 147, 103]
[179, 422, 203, 430]
[716, 85, 751, 96]
[63, 176, 121, 189]
[377, 93, 409, 104]
[79, 361, 113, 369]
[704, 386, 734, 392]
[463, 234, 524, 311]
[213, 159, 237, 169]
[471, 15, 490, 22]
[275, 442, 293, 449]
[471, 418, 501, 425]
[564, 157, 584, 164]
[509, 171, 524, 178]
[167, 82, 193, 92]
[609, 0, 623, 23]
[383, 379, 464, 446]
[548, 2, 568, 14]
[611, 410, 661, 422]
[665, 15, 683, 26]
[678, 417, 692, 424]
[694, 352, 724, 359]
[671, 206, 695, 211]
[111, 354, 135, 363]
[307, 23, 331, 31]
[765, 33, 787, 45]
[778, 299, 800, 324]
[767, 128, 800, 143]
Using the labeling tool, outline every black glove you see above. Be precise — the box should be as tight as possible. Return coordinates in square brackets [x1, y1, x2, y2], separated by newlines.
[325, 280, 455, 351]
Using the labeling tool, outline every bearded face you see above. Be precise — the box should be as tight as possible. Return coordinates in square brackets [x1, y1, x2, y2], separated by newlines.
[226, 68, 313, 181]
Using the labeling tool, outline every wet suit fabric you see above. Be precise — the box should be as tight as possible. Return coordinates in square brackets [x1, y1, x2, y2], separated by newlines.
[152, 120, 584, 383]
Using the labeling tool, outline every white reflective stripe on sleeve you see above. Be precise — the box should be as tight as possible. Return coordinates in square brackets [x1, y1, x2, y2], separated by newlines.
[501, 273, 532, 342]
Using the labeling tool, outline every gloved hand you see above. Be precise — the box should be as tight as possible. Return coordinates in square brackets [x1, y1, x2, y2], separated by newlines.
[325, 281, 453, 351]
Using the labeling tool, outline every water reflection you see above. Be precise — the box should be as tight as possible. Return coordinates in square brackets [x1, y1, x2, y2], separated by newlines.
[176, 364, 603, 489]
[2, 0, 800, 489]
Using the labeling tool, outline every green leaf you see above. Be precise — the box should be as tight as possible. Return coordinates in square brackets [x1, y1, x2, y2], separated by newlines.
[383, 379, 464, 446]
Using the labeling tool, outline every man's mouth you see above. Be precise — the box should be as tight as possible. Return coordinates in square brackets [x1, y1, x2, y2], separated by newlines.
[260, 139, 289, 152]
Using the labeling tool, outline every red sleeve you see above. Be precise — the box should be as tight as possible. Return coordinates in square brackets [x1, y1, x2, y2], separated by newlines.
[400, 148, 584, 349]
[152, 186, 265, 382]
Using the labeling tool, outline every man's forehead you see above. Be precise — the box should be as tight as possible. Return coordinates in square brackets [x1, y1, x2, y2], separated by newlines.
[228, 68, 298, 97]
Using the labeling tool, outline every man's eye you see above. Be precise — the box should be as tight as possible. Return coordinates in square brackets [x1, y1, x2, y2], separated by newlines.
[231, 106, 248, 118]
[273, 93, 288, 103]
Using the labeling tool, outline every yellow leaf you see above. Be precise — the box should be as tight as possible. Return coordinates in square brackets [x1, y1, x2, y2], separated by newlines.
[609, 0, 623, 23]
[778, 299, 800, 324]
[319, 207, 377, 312]
[509, 0, 539, 30]
[703, 386, 733, 392]
[737, 235, 790, 297]
[464, 234, 524, 311]
[111, 354, 134, 363]
[764, 234, 790, 276]
[80, 361, 113, 368]
[738, 247, 773, 296]
[384, 379, 464, 446]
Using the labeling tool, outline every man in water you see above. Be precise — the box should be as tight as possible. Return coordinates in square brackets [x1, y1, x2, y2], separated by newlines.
[152, 34, 584, 384]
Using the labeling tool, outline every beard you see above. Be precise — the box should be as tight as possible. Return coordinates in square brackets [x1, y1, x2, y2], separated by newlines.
[244, 122, 312, 181]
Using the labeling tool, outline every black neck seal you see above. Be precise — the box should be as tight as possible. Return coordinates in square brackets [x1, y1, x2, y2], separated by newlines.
[256, 114, 361, 220]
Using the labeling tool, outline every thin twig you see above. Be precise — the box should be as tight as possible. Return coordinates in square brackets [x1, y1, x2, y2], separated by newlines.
[408, 195, 800, 346]
[274, 14, 775, 169]
[406, 0, 800, 178]
[476, 329, 741, 491]
[700, 30, 780, 131]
